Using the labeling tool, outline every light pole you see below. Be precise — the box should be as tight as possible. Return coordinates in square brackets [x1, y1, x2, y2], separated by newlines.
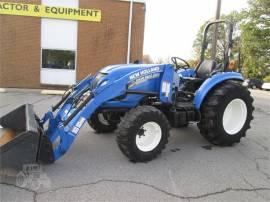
[127, 0, 134, 64]
[211, 0, 222, 59]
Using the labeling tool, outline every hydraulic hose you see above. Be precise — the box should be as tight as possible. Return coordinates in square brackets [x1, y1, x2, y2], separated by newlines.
[63, 92, 93, 126]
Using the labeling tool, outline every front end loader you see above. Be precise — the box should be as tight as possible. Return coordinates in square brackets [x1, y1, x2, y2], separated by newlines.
[0, 21, 254, 169]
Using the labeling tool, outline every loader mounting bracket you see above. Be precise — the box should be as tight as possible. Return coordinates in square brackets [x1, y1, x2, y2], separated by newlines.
[37, 134, 55, 164]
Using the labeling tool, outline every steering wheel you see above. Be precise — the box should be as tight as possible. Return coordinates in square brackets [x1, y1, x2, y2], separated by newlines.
[171, 57, 190, 70]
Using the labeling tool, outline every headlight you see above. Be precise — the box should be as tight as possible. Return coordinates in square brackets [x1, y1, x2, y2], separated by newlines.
[99, 80, 108, 87]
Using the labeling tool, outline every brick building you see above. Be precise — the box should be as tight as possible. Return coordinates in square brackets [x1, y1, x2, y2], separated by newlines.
[0, 0, 145, 88]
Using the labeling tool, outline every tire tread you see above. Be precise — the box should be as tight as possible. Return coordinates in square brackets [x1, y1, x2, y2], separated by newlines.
[198, 81, 254, 146]
[116, 106, 170, 162]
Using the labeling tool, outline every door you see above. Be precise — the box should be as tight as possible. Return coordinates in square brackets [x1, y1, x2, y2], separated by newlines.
[40, 0, 78, 85]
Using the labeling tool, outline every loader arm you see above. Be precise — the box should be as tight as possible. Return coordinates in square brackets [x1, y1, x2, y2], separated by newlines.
[43, 75, 128, 160]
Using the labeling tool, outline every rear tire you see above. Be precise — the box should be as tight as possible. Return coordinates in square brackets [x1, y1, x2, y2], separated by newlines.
[88, 112, 117, 133]
[116, 106, 170, 162]
[198, 81, 254, 146]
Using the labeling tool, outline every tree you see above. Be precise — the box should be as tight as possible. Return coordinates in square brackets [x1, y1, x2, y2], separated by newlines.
[143, 55, 154, 64]
[240, 0, 270, 79]
[192, 0, 270, 79]
[192, 11, 243, 64]
[143, 55, 172, 64]
[193, 21, 208, 60]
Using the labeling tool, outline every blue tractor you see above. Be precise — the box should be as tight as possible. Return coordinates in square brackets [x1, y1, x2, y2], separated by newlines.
[0, 21, 254, 168]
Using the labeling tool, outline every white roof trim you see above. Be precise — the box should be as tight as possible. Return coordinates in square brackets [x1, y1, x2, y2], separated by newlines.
[117, 0, 145, 4]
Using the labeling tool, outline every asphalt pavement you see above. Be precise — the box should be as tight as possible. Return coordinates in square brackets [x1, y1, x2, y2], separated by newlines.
[0, 89, 269, 202]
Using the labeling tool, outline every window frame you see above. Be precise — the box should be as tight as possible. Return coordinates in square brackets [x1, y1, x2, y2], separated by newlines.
[40, 48, 77, 71]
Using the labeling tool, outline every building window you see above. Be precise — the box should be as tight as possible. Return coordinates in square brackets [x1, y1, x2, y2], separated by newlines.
[42, 49, 76, 70]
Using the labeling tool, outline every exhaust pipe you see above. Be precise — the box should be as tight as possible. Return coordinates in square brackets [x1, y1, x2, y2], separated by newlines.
[0, 104, 54, 169]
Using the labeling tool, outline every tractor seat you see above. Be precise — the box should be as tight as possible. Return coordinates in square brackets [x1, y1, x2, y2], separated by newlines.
[180, 60, 223, 92]
[196, 59, 218, 79]
[196, 59, 225, 79]
[179, 60, 223, 92]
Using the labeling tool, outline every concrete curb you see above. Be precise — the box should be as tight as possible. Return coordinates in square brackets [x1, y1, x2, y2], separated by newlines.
[0, 88, 65, 95]
[41, 90, 65, 95]
[0, 88, 41, 93]
[0, 88, 6, 93]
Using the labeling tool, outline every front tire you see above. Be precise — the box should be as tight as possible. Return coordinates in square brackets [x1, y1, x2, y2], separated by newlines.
[116, 106, 170, 162]
[198, 81, 254, 146]
[88, 112, 117, 133]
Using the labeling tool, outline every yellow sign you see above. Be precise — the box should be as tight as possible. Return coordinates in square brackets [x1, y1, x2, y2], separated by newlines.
[0, 2, 101, 22]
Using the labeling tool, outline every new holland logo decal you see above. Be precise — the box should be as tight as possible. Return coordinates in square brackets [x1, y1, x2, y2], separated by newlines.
[128, 67, 161, 88]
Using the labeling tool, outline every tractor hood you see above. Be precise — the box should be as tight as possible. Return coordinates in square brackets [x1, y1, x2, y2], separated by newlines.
[91, 64, 164, 92]
[100, 64, 159, 78]
[99, 64, 161, 81]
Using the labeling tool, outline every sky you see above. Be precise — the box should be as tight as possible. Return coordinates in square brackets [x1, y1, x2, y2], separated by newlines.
[143, 0, 249, 61]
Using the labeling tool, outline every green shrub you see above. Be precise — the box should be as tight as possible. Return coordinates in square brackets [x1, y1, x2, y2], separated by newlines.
[263, 75, 270, 82]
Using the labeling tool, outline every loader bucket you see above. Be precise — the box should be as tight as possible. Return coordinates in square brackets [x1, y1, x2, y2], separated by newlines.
[0, 104, 54, 169]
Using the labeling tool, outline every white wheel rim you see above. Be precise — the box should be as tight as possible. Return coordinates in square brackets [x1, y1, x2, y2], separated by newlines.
[223, 98, 247, 135]
[135, 122, 162, 152]
[97, 113, 109, 125]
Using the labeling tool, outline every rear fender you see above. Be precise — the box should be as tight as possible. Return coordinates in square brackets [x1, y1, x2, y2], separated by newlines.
[193, 72, 244, 109]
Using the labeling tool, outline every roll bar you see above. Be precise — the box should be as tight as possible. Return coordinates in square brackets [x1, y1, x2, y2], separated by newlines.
[200, 20, 234, 71]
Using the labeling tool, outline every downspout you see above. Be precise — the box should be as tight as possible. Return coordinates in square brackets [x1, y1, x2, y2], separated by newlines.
[127, 0, 133, 64]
